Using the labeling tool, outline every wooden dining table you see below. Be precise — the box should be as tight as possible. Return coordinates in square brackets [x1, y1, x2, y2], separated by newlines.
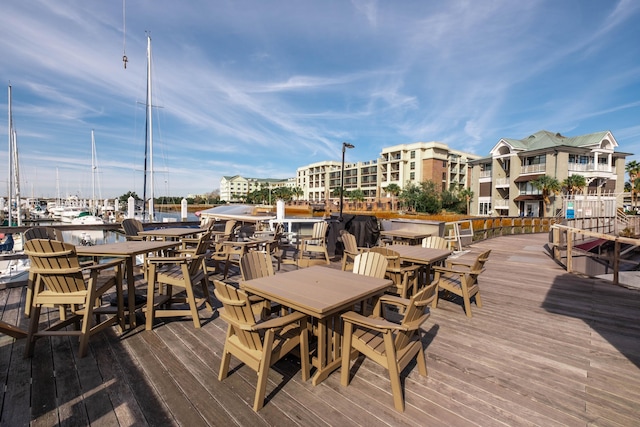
[380, 229, 432, 245]
[76, 240, 179, 327]
[241, 266, 392, 385]
[387, 244, 451, 286]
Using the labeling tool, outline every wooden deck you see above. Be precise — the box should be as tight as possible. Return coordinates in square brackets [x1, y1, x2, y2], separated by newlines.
[2, 233, 640, 426]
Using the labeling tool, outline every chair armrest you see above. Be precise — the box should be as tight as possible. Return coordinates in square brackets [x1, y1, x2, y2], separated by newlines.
[377, 294, 411, 310]
[341, 311, 406, 332]
[252, 311, 307, 331]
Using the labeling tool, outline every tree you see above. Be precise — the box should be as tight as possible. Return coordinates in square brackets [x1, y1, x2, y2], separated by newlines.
[383, 183, 401, 211]
[626, 161, 640, 209]
[292, 187, 304, 201]
[531, 175, 561, 217]
[458, 188, 474, 214]
[562, 174, 586, 195]
[350, 189, 365, 210]
[118, 191, 141, 203]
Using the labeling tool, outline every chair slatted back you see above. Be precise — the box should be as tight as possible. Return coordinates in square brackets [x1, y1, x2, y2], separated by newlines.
[342, 232, 358, 255]
[122, 218, 144, 239]
[224, 220, 238, 239]
[422, 236, 449, 250]
[24, 239, 86, 294]
[213, 280, 263, 351]
[24, 227, 64, 242]
[353, 251, 388, 279]
[186, 232, 212, 276]
[240, 251, 274, 281]
[394, 282, 436, 350]
[369, 247, 401, 269]
[311, 221, 328, 241]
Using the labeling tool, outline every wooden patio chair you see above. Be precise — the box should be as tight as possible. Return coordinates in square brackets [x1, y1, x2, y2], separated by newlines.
[23, 227, 65, 317]
[341, 231, 367, 271]
[422, 235, 449, 250]
[240, 251, 279, 319]
[431, 249, 491, 317]
[299, 221, 330, 265]
[370, 247, 420, 299]
[340, 281, 437, 411]
[213, 280, 310, 411]
[23, 239, 125, 358]
[352, 251, 388, 279]
[145, 232, 213, 330]
[121, 218, 145, 241]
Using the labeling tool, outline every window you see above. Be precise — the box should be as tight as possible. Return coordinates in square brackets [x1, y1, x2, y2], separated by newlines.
[479, 201, 492, 216]
[443, 160, 447, 167]
[410, 151, 415, 159]
[410, 172, 415, 180]
[410, 162, 415, 170]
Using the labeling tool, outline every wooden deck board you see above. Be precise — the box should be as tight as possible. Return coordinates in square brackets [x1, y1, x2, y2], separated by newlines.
[2, 233, 640, 426]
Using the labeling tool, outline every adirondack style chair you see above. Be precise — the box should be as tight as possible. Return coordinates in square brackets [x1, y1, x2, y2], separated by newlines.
[299, 221, 330, 265]
[431, 249, 491, 317]
[352, 251, 388, 279]
[240, 250, 279, 319]
[422, 235, 450, 250]
[23, 239, 125, 358]
[370, 247, 420, 299]
[213, 280, 310, 411]
[121, 218, 145, 241]
[145, 232, 213, 330]
[23, 227, 66, 317]
[341, 231, 367, 271]
[340, 281, 437, 411]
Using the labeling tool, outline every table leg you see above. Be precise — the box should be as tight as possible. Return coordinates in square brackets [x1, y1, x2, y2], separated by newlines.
[311, 314, 345, 386]
[125, 257, 137, 327]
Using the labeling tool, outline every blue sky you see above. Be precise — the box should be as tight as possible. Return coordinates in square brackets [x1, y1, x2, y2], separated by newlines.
[1, 0, 639, 200]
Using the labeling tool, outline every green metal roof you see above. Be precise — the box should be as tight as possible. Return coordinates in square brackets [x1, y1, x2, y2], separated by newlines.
[502, 130, 610, 151]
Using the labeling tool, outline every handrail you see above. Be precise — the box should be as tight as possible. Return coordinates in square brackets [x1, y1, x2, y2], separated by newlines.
[550, 224, 640, 285]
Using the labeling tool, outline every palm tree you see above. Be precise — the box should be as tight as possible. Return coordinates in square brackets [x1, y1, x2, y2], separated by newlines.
[292, 186, 304, 201]
[350, 189, 365, 210]
[562, 174, 586, 195]
[531, 175, 561, 217]
[458, 188, 474, 214]
[626, 161, 640, 209]
[383, 183, 401, 211]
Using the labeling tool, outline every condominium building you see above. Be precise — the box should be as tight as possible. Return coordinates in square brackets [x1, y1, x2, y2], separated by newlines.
[469, 130, 630, 217]
[219, 175, 292, 202]
[295, 141, 480, 202]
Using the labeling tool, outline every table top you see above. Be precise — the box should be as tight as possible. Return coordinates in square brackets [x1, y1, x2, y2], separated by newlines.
[380, 229, 432, 239]
[137, 227, 207, 238]
[386, 244, 451, 264]
[241, 266, 392, 318]
[75, 240, 179, 257]
[222, 238, 269, 247]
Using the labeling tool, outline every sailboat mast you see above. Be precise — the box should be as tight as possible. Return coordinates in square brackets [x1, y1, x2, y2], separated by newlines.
[147, 35, 155, 222]
[7, 85, 13, 227]
[91, 129, 97, 215]
[12, 129, 20, 227]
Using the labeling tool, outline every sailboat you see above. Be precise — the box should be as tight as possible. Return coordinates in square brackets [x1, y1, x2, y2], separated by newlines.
[72, 130, 104, 226]
[0, 85, 29, 284]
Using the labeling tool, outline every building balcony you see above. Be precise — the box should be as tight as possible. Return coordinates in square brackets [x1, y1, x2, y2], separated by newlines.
[521, 164, 546, 174]
[495, 178, 509, 188]
[568, 164, 613, 174]
[494, 198, 510, 209]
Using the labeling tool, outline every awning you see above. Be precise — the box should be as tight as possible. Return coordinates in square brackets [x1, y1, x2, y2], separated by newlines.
[514, 173, 544, 183]
[513, 195, 542, 202]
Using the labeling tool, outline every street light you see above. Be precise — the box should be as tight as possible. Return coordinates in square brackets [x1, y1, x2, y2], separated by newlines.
[340, 142, 355, 221]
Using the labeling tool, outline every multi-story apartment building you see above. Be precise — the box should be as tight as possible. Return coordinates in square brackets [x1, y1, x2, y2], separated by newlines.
[469, 130, 629, 217]
[295, 141, 480, 202]
[220, 175, 291, 202]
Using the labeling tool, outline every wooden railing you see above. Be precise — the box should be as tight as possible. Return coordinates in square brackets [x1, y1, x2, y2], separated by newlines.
[550, 224, 640, 286]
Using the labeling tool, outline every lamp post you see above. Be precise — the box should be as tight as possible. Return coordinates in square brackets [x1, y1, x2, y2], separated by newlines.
[339, 142, 355, 221]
